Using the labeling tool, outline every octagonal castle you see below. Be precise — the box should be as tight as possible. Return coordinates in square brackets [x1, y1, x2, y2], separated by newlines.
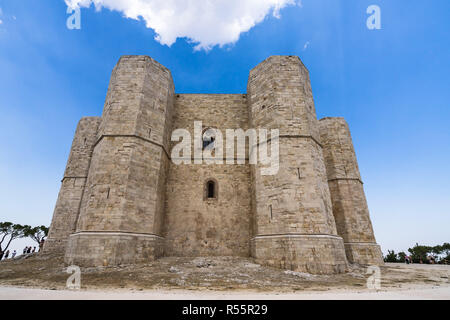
[44, 55, 383, 274]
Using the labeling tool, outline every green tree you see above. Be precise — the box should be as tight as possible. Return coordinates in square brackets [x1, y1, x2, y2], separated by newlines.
[439, 243, 450, 264]
[398, 251, 406, 263]
[0, 222, 30, 254]
[441, 243, 450, 256]
[26, 225, 49, 245]
[408, 243, 432, 263]
[384, 250, 399, 263]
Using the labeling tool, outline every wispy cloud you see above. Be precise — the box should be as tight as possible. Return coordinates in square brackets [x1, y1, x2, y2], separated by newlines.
[65, 0, 298, 50]
[303, 41, 310, 51]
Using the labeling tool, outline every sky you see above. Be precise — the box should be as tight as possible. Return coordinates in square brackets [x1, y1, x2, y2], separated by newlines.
[0, 0, 449, 255]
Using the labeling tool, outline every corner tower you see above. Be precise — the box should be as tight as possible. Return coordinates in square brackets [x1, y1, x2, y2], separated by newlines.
[247, 56, 348, 274]
[65, 56, 174, 266]
[319, 118, 383, 265]
[44, 117, 101, 253]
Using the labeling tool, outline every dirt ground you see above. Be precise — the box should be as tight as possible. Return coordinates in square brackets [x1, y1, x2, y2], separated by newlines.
[0, 253, 449, 298]
[1, 285, 450, 300]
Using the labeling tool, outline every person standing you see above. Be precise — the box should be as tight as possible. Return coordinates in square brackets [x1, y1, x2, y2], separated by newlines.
[39, 239, 45, 252]
[23, 247, 27, 255]
[11, 250, 17, 258]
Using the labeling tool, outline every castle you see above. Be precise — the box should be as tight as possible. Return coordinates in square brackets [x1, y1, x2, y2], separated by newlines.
[44, 55, 383, 274]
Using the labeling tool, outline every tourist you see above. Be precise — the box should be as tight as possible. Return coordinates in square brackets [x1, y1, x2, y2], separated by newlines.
[429, 255, 436, 264]
[32, 247, 36, 253]
[23, 247, 27, 254]
[26, 247, 31, 254]
[39, 239, 45, 252]
[11, 250, 17, 258]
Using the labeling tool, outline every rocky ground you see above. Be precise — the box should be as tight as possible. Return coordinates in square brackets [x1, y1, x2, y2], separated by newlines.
[0, 253, 449, 293]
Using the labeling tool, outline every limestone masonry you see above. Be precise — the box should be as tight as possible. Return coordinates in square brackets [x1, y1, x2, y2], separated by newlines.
[44, 55, 383, 274]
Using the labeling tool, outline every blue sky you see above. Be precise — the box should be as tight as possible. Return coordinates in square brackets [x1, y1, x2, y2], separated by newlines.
[0, 0, 449, 255]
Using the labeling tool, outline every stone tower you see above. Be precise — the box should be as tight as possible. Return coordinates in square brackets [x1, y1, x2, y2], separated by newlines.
[247, 56, 348, 274]
[44, 117, 101, 253]
[45, 55, 383, 274]
[64, 56, 174, 266]
[319, 118, 383, 265]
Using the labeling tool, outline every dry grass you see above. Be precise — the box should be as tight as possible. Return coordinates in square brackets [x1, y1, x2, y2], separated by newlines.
[0, 253, 448, 292]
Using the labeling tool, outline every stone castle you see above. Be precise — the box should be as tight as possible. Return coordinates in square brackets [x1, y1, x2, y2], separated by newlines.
[44, 55, 383, 274]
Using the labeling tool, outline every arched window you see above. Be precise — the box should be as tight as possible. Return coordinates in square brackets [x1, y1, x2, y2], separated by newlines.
[202, 128, 216, 150]
[204, 179, 218, 200]
[207, 181, 215, 198]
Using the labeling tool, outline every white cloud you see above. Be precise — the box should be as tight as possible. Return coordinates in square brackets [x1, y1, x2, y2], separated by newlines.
[303, 41, 310, 51]
[0, 20, 3, 25]
[65, 0, 297, 50]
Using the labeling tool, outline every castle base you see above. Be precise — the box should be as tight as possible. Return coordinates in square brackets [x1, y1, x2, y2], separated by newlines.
[65, 232, 164, 267]
[251, 234, 348, 274]
[344, 242, 384, 265]
[42, 238, 68, 255]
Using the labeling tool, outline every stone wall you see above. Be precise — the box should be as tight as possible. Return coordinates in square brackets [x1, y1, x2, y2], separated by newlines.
[247, 56, 348, 273]
[251, 234, 348, 274]
[319, 117, 383, 265]
[65, 56, 174, 266]
[164, 94, 252, 256]
[45, 55, 381, 274]
[44, 117, 101, 253]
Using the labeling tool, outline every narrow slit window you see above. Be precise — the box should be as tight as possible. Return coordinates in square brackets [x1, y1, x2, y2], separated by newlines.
[269, 205, 273, 220]
[204, 179, 218, 201]
[207, 181, 215, 199]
